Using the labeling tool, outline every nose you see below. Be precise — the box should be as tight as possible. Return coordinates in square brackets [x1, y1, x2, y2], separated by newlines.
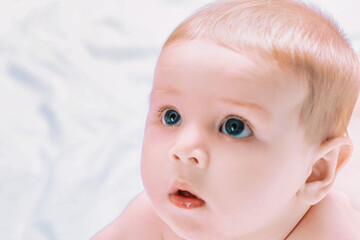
[169, 124, 210, 169]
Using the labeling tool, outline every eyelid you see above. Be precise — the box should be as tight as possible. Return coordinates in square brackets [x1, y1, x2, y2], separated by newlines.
[156, 105, 171, 117]
[222, 114, 255, 134]
[155, 107, 255, 135]
[156, 105, 180, 118]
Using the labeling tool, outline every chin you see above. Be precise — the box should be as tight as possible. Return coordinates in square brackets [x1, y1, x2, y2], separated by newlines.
[166, 219, 224, 240]
[174, 229, 218, 240]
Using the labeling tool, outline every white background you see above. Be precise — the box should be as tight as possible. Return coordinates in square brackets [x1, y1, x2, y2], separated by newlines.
[0, 0, 359, 239]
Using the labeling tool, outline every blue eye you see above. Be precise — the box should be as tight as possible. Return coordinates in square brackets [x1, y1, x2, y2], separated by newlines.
[162, 109, 181, 126]
[221, 117, 252, 138]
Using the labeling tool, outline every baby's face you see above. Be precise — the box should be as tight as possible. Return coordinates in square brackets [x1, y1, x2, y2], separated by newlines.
[141, 40, 314, 239]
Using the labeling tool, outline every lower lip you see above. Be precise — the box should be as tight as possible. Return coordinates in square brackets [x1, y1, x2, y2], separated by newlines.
[169, 193, 205, 209]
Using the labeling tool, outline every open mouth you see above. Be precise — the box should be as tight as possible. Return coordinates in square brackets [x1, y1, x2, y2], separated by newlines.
[178, 190, 198, 198]
[169, 189, 205, 209]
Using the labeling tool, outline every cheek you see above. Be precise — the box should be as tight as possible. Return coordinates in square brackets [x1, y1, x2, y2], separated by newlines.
[141, 127, 171, 194]
[205, 144, 267, 207]
[207, 145, 302, 230]
[208, 142, 297, 206]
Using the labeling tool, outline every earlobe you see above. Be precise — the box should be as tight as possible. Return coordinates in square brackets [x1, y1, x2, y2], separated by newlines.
[296, 136, 353, 205]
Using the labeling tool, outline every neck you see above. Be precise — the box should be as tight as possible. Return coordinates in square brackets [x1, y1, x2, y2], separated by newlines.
[236, 199, 310, 240]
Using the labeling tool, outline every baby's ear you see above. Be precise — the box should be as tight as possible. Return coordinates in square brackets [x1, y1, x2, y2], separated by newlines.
[296, 136, 353, 205]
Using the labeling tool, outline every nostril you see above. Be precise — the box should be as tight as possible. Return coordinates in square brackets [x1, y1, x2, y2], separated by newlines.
[173, 153, 180, 161]
[189, 157, 199, 164]
[171, 153, 199, 164]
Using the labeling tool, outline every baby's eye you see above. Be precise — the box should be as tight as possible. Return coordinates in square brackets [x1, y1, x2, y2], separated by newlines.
[162, 109, 182, 126]
[220, 117, 252, 138]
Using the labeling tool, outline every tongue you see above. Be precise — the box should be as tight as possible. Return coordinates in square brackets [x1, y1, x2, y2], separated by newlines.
[179, 190, 198, 198]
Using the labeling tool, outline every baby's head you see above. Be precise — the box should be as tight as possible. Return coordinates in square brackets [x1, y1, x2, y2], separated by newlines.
[141, 0, 360, 239]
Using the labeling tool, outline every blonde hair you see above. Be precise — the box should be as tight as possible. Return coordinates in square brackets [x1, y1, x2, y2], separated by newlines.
[163, 0, 360, 144]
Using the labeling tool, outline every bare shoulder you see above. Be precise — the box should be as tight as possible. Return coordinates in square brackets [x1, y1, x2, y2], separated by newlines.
[289, 190, 360, 240]
[91, 191, 163, 240]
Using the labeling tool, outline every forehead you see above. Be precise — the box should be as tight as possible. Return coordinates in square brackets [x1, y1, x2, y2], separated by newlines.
[156, 40, 263, 87]
[153, 40, 307, 114]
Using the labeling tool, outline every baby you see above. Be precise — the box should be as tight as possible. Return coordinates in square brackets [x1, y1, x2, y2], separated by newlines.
[93, 0, 360, 239]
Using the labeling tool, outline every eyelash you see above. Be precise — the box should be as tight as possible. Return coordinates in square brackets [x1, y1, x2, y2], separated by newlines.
[220, 114, 254, 133]
[156, 105, 173, 118]
[155, 105, 254, 134]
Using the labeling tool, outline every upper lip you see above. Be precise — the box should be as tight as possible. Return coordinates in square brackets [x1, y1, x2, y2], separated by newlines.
[169, 180, 203, 199]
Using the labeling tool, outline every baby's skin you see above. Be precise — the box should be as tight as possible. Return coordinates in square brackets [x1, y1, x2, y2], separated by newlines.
[94, 190, 360, 239]
[93, 40, 360, 240]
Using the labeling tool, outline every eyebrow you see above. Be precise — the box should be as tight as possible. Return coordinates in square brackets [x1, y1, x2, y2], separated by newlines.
[219, 97, 270, 120]
[151, 88, 181, 95]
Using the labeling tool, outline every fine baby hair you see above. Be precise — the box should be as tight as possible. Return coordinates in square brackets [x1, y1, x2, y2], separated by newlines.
[164, 0, 360, 144]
